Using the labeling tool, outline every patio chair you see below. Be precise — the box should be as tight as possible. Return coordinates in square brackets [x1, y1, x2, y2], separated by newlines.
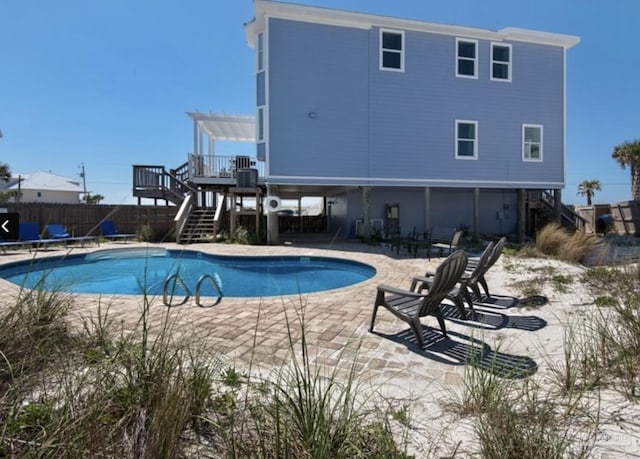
[370, 250, 468, 347]
[46, 224, 70, 239]
[430, 229, 463, 258]
[17, 223, 58, 251]
[46, 224, 98, 247]
[99, 220, 136, 241]
[411, 241, 495, 319]
[473, 236, 507, 299]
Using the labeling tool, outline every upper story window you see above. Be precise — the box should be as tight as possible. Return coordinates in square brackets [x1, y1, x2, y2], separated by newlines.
[523, 124, 543, 161]
[257, 32, 264, 72]
[456, 120, 478, 159]
[491, 43, 511, 81]
[257, 107, 265, 142]
[456, 38, 478, 78]
[380, 29, 404, 71]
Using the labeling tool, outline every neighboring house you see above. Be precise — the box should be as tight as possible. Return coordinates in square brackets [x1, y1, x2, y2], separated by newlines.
[0, 171, 83, 204]
[245, 0, 580, 241]
[133, 1, 581, 243]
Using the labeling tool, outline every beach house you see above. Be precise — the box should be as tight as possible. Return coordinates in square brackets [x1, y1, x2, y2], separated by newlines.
[133, 0, 581, 244]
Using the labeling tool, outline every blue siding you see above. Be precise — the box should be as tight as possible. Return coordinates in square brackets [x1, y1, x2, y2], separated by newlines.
[337, 187, 517, 237]
[268, 18, 370, 178]
[266, 18, 566, 189]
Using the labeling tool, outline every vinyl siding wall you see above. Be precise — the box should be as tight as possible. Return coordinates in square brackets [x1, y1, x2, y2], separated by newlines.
[265, 18, 565, 189]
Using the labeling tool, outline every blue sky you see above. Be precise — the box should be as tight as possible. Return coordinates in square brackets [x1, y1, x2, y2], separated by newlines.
[1, 0, 638, 205]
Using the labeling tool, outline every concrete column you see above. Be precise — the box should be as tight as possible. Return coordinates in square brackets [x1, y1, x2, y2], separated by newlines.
[554, 188, 562, 224]
[362, 186, 372, 238]
[473, 188, 480, 241]
[518, 189, 526, 243]
[424, 187, 431, 233]
[230, 191, 236, 236]
[267, 185, 279, 245]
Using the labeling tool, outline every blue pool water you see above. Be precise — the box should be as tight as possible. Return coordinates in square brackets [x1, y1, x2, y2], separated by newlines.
[0, 248, 376, 297]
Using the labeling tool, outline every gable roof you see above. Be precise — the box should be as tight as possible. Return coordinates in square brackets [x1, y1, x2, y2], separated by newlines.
[246, 0, 580, 49]
[4, 171, 83, 193]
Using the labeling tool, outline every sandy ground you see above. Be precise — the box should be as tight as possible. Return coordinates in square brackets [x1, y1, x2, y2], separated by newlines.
[1, 237, 640, 457]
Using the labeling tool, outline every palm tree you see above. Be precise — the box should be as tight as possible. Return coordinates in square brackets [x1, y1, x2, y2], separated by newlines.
[577, 179, 601, 206]
[612, 139, 640, 200]
[0, 162, 10, 182]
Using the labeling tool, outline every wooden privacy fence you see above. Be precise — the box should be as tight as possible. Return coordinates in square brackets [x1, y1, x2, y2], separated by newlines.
[0, 202, 177, 241]
[610, 200, 640, 236]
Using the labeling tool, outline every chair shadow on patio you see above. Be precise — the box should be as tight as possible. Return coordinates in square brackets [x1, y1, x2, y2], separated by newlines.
[471, 293, 549, 310]
[373, 328, 538, 379]
[438, 303, 548, 332]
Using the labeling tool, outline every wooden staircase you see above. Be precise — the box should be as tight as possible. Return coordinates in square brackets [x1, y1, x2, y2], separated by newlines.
[529, 190, 587, 233]
[178, 209, 218, 244]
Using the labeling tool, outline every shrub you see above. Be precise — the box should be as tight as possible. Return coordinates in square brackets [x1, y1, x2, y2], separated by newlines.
[535, 223, 599, 263]
[137, 223, 154, 242]
[535, 223, 570, 256]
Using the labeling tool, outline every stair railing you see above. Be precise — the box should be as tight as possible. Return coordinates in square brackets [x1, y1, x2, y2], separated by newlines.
[174, 192, 194, 244]
[540, 190, 587, 231]
[132, 164, 196, 206]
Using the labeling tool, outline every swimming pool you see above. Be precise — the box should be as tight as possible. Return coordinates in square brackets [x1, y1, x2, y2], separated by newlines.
[0, 247, 376, 297]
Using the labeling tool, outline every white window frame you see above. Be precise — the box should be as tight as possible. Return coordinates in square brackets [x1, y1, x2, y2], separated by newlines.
[490, 42, 511, 82]
[522, 124, 543, 162]
[379, 29, 404, 72]
[257, 32, 264, 72]
[456, 38, 478, 79]
[455, 120, 478, 160]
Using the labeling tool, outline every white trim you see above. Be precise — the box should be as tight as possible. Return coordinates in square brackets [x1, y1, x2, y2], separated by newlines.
[248, 1, 579, 49]
[379, 28, 405, 72]
[267, 175, 565, 187]
[263, 19, 270, 177]
[257, 32, 264, 72]
[562, 48, 567, 184]
[522, 124, 543, 162]
[490, 42, 512, 82]
[498, 27, 580, 48]
[455, 119, 478, 160]
[456, 38, 478, 79]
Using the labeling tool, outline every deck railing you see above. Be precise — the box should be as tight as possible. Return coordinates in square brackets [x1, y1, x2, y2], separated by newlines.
[188, 154, 264, 179]
[132, 165, 195, 204]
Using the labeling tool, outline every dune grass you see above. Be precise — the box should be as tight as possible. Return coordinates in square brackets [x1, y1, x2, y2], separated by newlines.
[0, 285, 410, 458]
[534, 223, 600, 263]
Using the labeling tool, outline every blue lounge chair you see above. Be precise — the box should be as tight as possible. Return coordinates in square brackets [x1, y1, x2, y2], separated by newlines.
[46, 224, 70, 239]
[99, 220, 136, 242]
[46, 224, 98, 247]
[0, 223, 59, 252]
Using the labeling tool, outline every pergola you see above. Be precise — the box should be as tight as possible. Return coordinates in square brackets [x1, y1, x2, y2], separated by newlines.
[187, 111, 255, 156]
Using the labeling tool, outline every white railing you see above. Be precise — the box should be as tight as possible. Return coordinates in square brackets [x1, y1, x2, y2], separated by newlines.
[188, 154, 264, 179]
[174, 192, 194, 243]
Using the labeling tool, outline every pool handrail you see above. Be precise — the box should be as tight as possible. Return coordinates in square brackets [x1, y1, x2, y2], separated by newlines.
[195, 273, 223, 307]
[162, 273, 191, 306]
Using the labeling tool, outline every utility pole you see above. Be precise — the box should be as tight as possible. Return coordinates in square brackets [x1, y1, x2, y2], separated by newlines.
[79, 163, 87, 203]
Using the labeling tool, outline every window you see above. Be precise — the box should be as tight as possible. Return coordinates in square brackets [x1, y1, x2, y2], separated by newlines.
[257, 107, 265, 142]
[380, 29, 404, 71]
[456, 120, 478, 159]
[456, 38, 477, 78]
[491, 42, 511, 81]
[257, 33, 264, 71]
[523, 124, 543, 161]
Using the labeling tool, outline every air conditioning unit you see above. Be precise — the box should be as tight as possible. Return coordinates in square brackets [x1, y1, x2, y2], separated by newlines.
[236, 168, 257, 188]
